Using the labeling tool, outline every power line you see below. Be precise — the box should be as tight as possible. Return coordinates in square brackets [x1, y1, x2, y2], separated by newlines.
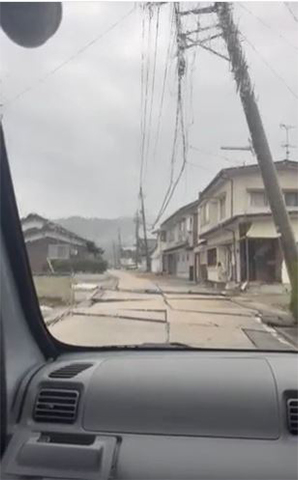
[189, 144, 243, 166]
[284, 2, 298, 23]
[238, 3, 298, 52]
[241, 32, 298, 101]
[186, 160, 215, 173]
[143, 5, 161, 179]
[153, 87, 180, 226]
[152, 7, 175, 164]
[152, 4, 190, 227]
[4, 6, 135, 109]
[157, 94, 187, 224]
[139, 8, 153, 186]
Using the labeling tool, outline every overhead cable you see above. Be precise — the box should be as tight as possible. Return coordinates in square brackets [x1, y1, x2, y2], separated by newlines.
[241, 32, 298, 100]
[239, 3, 298, 52]
[284, 2, 298, 23]
[143, 5, 161, 179]
[4, 6, 136, 108]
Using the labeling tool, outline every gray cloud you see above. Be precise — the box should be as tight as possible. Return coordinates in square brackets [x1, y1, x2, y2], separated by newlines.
[1, 2, 297, 222]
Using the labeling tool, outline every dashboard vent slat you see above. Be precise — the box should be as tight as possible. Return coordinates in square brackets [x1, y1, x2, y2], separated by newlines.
[34, 389, 79, 424]
[49, 363, 93, 379]
[287, 398, 298, 435]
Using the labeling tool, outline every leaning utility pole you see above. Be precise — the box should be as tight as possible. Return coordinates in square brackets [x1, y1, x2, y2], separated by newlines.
[216, 2, 298, 289]
[139, 187, 151, 272]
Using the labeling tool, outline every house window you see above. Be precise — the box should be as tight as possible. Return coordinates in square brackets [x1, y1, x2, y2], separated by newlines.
[201, 203, 209, 226]
[207, 248, 217, 266]
[48, 244, 70, 260]
[219, 196, 226, 220]
[284, 191, 298, 207]
[250, 191, 268, 207]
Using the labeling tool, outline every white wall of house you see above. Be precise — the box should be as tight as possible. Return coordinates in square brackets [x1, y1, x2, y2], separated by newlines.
[176, 250, 193, 279]
[197, 165, 298, 284]
[198, 166, 298, 238]
[199, 181, 232, 236]
[162, 212, 195, 251]
[233, 168, 298, 216]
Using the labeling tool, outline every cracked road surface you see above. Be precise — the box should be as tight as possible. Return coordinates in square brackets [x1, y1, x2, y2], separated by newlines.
[50, 270, 294, 350]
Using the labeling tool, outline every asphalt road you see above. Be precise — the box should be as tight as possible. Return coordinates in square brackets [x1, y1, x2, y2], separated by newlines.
[49, 270, 294, 350]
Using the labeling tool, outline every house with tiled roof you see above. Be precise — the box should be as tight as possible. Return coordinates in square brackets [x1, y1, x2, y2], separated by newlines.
[21, 213, 97, 273]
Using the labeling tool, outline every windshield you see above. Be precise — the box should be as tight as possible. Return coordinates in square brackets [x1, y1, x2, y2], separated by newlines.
[1, 2, 298, 350]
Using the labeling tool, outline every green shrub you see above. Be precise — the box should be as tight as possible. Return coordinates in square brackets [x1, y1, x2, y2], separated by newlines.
[52, 258, 107, 274]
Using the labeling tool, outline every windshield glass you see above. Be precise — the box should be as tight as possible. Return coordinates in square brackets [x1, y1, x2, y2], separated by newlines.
[1, 1, 298, 350]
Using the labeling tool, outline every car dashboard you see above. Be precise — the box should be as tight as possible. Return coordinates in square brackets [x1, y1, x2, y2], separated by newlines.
[2, 350, 298, 480]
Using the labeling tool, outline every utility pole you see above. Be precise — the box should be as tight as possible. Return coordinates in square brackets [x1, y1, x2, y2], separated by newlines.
[117, 228, 122, 269]
[280, 123, 296, 160]
[139, 187, 151, 272]
[134, 209, 140, 268]
[216, 2, 298, 289]
[112, 241, 116, 269]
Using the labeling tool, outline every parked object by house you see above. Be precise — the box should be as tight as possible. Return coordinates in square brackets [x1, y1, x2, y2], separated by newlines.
[21, 213, 101, 273]
[194, 160, 298, 286]
[153, 200, 199, 280]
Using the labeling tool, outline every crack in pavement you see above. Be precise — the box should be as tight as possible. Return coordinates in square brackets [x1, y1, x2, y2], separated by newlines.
[71, 310, 167, 324]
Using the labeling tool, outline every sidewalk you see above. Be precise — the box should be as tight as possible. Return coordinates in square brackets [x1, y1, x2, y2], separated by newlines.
[133, 271, 298, 349]
[230, 291, 297, 348]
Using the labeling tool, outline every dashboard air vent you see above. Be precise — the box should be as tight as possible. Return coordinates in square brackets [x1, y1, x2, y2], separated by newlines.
[49, 363, 93, 379]
[287, 398, 298, 435]
[34, 388, 79, 424]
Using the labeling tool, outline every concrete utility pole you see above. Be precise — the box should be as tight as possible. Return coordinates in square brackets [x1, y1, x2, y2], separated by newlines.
[112, 241, 117, 269]
[140, 187, 151, 272]
[117, 228, 122, 269]
[216, 2, 298, 288]
[134, 210, 140, 268]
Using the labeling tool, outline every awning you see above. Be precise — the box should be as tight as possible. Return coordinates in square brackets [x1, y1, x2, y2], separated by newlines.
[194, 239, 207, 253]
[246, 222, 280, 239]
[162, 242, 188, 254]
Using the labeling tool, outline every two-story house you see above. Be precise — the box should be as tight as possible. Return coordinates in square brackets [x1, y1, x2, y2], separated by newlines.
[194, 160, 298, 285]
[152, 200, 199, 279]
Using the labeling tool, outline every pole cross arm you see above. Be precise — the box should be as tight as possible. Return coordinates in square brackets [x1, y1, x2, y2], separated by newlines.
[180, 5, 217, 16]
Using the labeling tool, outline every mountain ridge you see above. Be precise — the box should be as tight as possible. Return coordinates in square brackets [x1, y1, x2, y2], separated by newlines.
[55, 216, 136, 262]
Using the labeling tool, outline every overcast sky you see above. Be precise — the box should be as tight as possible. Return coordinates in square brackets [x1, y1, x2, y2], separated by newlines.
[1, 1, 298, 224]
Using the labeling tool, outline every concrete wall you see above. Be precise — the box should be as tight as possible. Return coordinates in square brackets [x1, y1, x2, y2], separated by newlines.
[33, 275, 74, 303]
[151, 256, 162, 274]
[198, 167, 298, 236]
[233, 168, 298, 216]
[199, 180, 232, 235]
[160, 212, 196, 251]
[176, 250, 194, 279]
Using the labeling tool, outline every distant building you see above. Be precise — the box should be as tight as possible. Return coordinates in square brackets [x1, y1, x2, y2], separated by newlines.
[194, 160, 298, 285]
[21, 213, 96, 273]
[120, 238, 157, 270]
[153, 200, 199, 280]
